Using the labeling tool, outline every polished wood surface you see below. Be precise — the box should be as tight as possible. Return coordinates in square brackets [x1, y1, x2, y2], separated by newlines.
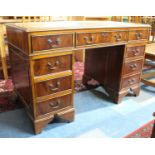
[126, 46, 145, 58]
[128, 30, 149, 41]
[33, 54, 72, 76]
[122, 59, 144, 75]
[37, 94, 72, 116]
[76, 31, 127, 47]
[31, 33, 73, 52]
[0, 16, 62, 79]
[35, 75, 72, 97]
[121, 73, 141, 89]
[0, 17, 150, 79]
[7, 26, 29, 53]
[6, 21, 150, 134]
[9, 46, 33, 112]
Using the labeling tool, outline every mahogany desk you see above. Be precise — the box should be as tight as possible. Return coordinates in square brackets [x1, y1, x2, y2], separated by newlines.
[6, 21, 150, 134]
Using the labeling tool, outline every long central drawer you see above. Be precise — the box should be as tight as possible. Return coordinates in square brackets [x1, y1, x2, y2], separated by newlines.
[76, 31, 128, 47]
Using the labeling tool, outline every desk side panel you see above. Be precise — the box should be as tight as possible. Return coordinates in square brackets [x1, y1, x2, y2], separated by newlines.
[7, 26, 34, 117]
[6, 26, 29, 54]
[8, 45, 33, 114]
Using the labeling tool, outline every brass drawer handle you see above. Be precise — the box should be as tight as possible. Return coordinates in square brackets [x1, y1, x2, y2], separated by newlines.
[128, 78, 135, 85]
[114, 33, 122, 41]
[84, 36, 94, 44]
[47, 38, 61, 48]
[128, 88, 135, 95]
[49, 67, 56, 70]
[132, 48, 140, 56]
[47, 38, 53, 44]
[135, 32, 142, 39]
[49, 100, 61, 109]
[49, 81, 60, 91]
[55, 60, 60, 66]
[47, 60, 60, 70]
[130, 64, 137, 70]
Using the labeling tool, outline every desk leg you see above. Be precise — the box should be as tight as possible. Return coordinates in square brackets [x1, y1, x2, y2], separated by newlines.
[34, 108, 75, 134]
[34, 116, 54, 134]
[105, 85, 140, 103]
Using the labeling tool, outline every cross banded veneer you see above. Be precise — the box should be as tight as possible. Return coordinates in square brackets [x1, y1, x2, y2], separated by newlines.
[6, 21, 150, 134]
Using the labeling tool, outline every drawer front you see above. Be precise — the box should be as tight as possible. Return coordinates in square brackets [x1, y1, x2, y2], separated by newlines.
[76, 31, 128, 47]
[126, 46, 145, 58]
[123, 59, 144, 75]
[129, 30, 149, 41]
[112, 31, 128, 43]
[34, 54, 72, 76]
[37, 95, 72, 116]
[76, 32, 112, 46]
[121, 74, 140, 89]
[31, 34, 73, 52]
[35, 76, 72, 97]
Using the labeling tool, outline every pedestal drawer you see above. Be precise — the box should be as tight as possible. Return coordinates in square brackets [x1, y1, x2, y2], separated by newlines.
[126, 46, 145, 58]
[37, 94, 72, 116]
[31, 33, 73, 52]
[121, 74, 140, 89]
[33, 54, 72, 76]
[129, 30, 149, 41]
[122, 59, 144, 75]
[35, 76, 72, 97]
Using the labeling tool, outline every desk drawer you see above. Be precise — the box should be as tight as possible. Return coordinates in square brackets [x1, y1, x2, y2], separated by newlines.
[76, 32, 112, 46]
[112, 31, 128, 42]
[33, 54, 72, 76]
[129, 30, 149, 41]
[37, 94, 72, 116]
[122, 59, 144, 75]
[126, 46, 145, 58]
[121, 74, 140, 89]
[35, 76, 72, 97]
[31, 33, 73, 52]
[76, 31, 127, 47]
